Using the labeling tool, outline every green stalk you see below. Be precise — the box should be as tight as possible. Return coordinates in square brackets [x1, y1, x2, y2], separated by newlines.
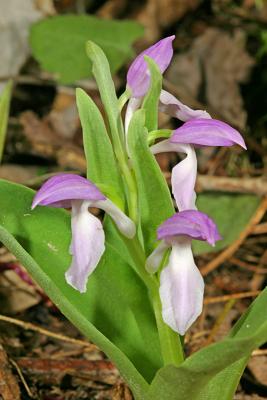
[118, 87, 131, 111]
[124, 236, 184, 367]
[151, 285, 184, 367]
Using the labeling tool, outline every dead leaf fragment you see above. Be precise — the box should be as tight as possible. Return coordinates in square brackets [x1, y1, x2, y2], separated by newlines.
[19, 111, 86, 172]
[0, 269, 40, 313]
[136, 0, 200, 44]
[248, 356, 267, 386]
[0, 344, 21, 400]
[49, 88, 79, 139]
[166, 28, 254, 129]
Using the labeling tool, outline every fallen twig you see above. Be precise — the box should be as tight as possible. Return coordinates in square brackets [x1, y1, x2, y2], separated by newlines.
[252, 349, 267, 357]
[9, 359, 34, 399]
[252, 222, 267, 235]
[204, 299, 236, 346]
[15, 358, 118, 385]
[0, 314, 96, 350]
[164, 172, 267, 196]
[196, 175, 267, 196]
[230, 257, 267, 274]
[204, 290, 261, 304]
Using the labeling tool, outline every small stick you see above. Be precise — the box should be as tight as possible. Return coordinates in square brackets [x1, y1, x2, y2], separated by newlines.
[164, 172, 267, 196]
[230, 257, 267, 274]
[204, 290, 260, 304]
[252, 349, 267, 356]
[201, 197, 267, 276]
[0, 314, 96, 350]
[204, 299, 236, 346]
[196, 175, 267, 196]
[9, 359, 34, 399]
[252, 222, 267, 235]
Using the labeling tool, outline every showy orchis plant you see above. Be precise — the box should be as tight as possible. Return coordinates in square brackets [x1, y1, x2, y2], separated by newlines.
[1, 36, 267, 400]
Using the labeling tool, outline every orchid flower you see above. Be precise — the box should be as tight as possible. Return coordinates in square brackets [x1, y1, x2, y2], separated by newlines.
[125, 36, 210, 133]
[147, 119, 246, 335]
[146, 210, 221, 335]
[151, 118, 247, 211]
[32, 174, 135, 293]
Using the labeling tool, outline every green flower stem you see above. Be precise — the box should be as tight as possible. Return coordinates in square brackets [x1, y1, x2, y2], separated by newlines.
[118, 154, 138, 224]
[124, 236, 184, 367]
[118, 87, 131, 112]
[150, 285, 184, 367]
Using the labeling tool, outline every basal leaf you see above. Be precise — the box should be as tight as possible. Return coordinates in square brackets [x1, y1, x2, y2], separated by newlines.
[128, 110, 174, 255]
[146, 288, 267, 400]
[193, 193, 260, 254]
[0, 180, 162, 396]
[30, 15, 144, 84]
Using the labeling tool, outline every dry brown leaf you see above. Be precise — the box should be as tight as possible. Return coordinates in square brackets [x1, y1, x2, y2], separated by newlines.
[248, 356, 267, 386]
[49, 88, 79, 139]
[19, 111, 86, 172]
[213, 0, 267, 22]
[97, 0, 127, 19]
[0, 270, 40, 313]
[0, 164, 39, 184]
[0, 344, 21, 400]
[136, 0, 200, 44]
[166, 28, 254, 129]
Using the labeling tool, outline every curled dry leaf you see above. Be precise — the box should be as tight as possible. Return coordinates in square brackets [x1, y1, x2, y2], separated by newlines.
[166, 28, 255, 129]
[135, 0, 201, 44]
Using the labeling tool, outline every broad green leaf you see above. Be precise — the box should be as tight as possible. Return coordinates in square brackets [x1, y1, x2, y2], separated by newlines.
[30, 15, 143, 84]
[142, 57, 162, 132]
[0, 80, 12, 162]
[146, 288, 267, 400]
[86, 41, 125, 149]
[128, 110, 174, 255]
[76, 88, 123, 203]
[193, 193, 261, 254]
[0, 180, 163, 396]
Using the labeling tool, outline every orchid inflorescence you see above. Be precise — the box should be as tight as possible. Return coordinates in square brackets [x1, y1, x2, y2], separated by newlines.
[32, 35, 246, 338]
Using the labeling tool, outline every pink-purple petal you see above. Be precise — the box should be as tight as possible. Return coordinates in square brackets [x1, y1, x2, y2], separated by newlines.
[171, 118, 247, 149]
[159, 240, 204, 335]
[157, 209, 221, 246]
[150, 140, 197, 211]
[170, 144, 197, 211]
[32, 173, 105, 209]
[159, 90, 211, 122]
[65, 201, 105, 293]
[127, 36, 175, 98]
